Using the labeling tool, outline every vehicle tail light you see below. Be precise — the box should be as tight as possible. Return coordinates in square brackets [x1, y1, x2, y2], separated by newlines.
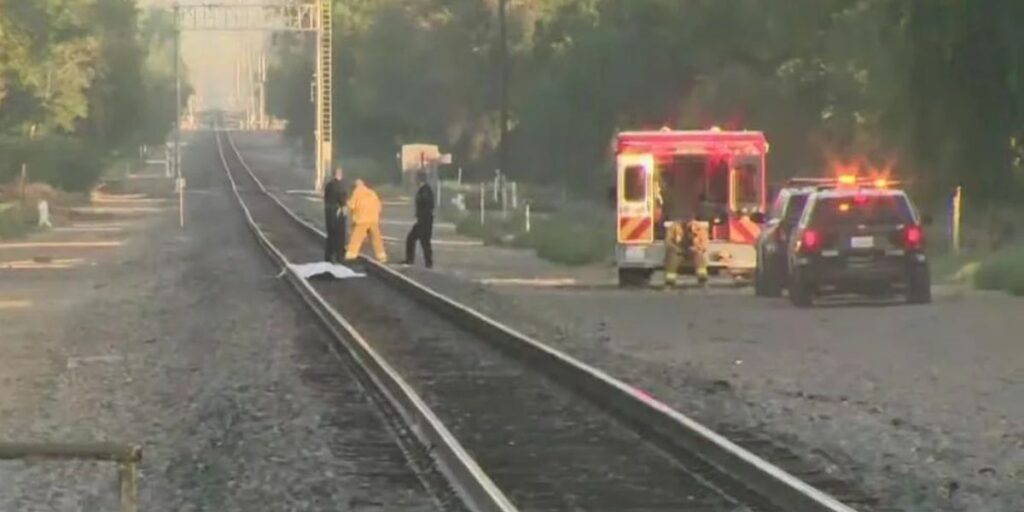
[905, 225, 923, 249]
[801, 229, 820, 252]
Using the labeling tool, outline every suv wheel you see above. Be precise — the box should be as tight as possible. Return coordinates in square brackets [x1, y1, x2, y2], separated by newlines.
[757, 258, 784, 298]
[907, 266, 932, 304]
[788, 275, 813, 308]
[754, 265, 767, 297]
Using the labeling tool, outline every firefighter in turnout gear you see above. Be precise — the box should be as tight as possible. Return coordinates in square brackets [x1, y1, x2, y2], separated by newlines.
[664, 218, 710, 287]
[664, 220, 686, 286]
[689, 219, 710, 284]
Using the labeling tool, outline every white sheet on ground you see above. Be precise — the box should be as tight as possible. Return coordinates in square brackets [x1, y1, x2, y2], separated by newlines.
[289, 262, 365, 279]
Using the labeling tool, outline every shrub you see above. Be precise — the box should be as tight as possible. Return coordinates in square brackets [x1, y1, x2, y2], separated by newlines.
[452, 205, 613, 266]
[455, 215, 487, 239]
[0, 205, 31, 240]
[1008, 272, 1024, 296]
[0, 136, 104, 192]
[531, 213, 613, 266]
[974, 245, 1024, 296]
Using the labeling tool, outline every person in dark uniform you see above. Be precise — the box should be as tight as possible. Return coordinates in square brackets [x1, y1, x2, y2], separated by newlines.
[404, 172, 435, 268]
[694, 192, 718, 223]
[323, 166, 348, 263]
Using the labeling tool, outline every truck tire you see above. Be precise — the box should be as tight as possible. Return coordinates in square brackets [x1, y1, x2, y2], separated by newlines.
[788, 275, 813, 308]
[907, 266, 932, 304]
[754, 267, 768, 296]
[755, 258, 784, 298]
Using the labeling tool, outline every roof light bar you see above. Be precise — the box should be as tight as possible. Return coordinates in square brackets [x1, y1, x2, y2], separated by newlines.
[785, 176, 902, 189]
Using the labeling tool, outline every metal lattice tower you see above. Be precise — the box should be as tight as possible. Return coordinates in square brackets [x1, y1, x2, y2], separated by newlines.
[174, 1, 330, 192]
[315, 0, 333, 192]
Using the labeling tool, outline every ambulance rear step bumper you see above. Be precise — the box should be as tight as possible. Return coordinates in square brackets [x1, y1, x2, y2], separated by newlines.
[616, 242, 756, 272]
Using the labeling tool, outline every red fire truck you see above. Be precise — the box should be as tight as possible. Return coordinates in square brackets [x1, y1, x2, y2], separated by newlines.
[615, 128, 769, 286]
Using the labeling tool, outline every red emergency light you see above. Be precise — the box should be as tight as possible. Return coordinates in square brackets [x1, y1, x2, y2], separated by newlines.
[616, 130, 768, 155]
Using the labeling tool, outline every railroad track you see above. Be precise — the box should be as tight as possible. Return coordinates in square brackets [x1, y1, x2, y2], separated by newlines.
[214, 129, 873, 512]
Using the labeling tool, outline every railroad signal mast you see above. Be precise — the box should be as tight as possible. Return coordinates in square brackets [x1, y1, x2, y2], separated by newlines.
[173, 1, 333, 193]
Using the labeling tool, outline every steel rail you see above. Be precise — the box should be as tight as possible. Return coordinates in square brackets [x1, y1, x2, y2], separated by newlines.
[222, 131, 861, 512]
[214, 130, 516, 512]
[0, 443, 141, 512]
[0, 443, 141, 463]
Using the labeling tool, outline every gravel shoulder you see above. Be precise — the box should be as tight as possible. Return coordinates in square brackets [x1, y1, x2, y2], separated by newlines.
[0, 134, 437, 511]
[236, 131, 1023, 512]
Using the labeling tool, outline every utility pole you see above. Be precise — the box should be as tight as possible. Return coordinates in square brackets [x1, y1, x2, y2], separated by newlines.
[497, 0, 509, 179]
[173, 3, 184, 228]
[235, 60, 241, 109]
[173, 3, 181, 180]
[259, 52, 267, 129]
[245, 42, 254, 130]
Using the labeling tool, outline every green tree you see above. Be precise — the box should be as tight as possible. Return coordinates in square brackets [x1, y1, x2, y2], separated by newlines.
[0, 0, 191, 189]
[266, 0, 1024, 203]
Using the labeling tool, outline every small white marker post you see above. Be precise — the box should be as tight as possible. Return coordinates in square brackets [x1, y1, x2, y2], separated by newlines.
[525, 202, 531, 233]
[501, 180, 508, 218]
[480, 183, 486, 225]
[176, 176, 186, 228]
[435, 166, 442, 209]
[951, 185, 962, 254]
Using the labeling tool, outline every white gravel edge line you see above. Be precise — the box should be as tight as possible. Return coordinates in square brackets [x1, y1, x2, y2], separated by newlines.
[224, 131, 858, 512]
[217, 130, 518, 512]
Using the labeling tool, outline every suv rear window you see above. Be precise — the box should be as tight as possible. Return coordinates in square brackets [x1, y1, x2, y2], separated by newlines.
[809, 195, 914, 227]
[782, 193, 809, 222]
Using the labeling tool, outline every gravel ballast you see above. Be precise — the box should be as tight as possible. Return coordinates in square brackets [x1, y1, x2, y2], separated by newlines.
[235, 131, 1023, 512]
[0, 134, 437, 511]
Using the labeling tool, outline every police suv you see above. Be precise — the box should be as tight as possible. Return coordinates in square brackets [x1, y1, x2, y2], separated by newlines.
[754, 184, 815, 297]
[785, 178, 932, 307]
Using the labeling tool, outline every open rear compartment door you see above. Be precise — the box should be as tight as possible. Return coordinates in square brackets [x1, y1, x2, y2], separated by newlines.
[715, 154, 765, 278]
[616, 153, 659, 285]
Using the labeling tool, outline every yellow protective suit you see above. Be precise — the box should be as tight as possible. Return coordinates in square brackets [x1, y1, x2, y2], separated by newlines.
[689, 220, 709, 284]
[664, 219, 709, 286]
[664, 221, 685, 286]
[344, 179, 388, 262]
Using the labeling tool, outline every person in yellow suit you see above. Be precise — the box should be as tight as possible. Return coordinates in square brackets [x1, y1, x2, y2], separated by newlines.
[344, 178, 388, 263]
[664, 219, 709, 287]
[687, 219, 710, 285]
[664, 220, 685, 287]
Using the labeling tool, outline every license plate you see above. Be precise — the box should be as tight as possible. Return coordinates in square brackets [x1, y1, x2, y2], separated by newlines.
[850, 236, 874, 249]
[625, 246, 646, 262]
